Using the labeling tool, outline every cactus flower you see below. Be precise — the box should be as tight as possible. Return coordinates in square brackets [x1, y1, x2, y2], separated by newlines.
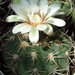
[74, 73, 75, 75]
[6, 0, 66, 43]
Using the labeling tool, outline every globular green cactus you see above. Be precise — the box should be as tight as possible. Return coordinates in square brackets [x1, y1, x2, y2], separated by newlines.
[2, 30, 72, 75]
[1, 0, 73, 75]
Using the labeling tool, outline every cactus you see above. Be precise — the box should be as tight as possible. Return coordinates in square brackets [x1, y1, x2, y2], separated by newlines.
[1, 0, 73, 75]
[2, 30, 72, 75]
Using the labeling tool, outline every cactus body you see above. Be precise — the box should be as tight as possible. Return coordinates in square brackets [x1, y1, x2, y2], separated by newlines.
[2, 31, 72, 75]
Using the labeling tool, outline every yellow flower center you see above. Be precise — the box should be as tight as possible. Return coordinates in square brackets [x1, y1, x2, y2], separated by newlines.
[32, 14, 42, 26]
[33, 15, 38, 17]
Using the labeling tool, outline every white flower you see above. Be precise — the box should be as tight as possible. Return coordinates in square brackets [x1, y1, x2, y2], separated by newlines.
[6, 0, 66, 43]
[73, 73, 75, 75]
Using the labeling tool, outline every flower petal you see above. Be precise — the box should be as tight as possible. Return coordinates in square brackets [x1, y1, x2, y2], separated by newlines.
[21, 0, 39, 14]
[38, 0, 47, 7]
[12, 23, 32, 34]
[30, 5, 39, 13]
[45, 3, 61, 19]
[39, 0, 48, 16]
[20, 0, 31, 13]
[37, 24, 47, 31]
[53, 10, 65, 16]
[29, 0, 38, 5]
[44, 24, 53, 35]
[42, 18, 54, 23]
[50, 18, 66, 27]
[29, 27, 39, 43]
[21, 0, 30, 6]
[11, 4, 27, 18]
[21, 25, 32, 34]
[6, 15, 26, 22]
